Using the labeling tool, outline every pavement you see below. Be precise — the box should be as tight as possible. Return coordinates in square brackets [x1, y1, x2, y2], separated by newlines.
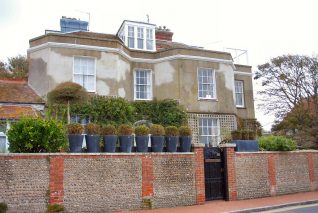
[127, 191, 318, 213]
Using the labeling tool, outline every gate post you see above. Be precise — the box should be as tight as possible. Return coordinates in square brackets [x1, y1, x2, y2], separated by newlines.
[220, 143, 237, 201]
[193, 143, 205, 204]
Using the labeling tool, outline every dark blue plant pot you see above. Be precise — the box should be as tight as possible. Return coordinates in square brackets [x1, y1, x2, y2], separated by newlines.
[136, 136, 149, 152]
[119, 135, 134, 153]
[85, 135, 100, 153]
[166, 136, 178, 152]
[180, 136, 192, 152]
[68, 134, 84, 153]
[151, 136, 164, 152]
[232, 140, 259, 152]
[103, 135, 118, 153]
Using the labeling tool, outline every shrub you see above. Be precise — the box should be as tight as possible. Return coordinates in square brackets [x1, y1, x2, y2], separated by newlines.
[150, 124, 165, 136]
[71, 96, 135, 125]
[179, 126, 192, 136]
[66, 123, 84, 134]
[231, 130, 241, 140]
[100, 124, 117, 135]
[241, 129, 249, 140]
[47, 204, 64, 212]
[133, 99, 188, 127]
[118, 124, 134, 135]
[165, 126, 179, 136]
[248, 130, 256, 140]
[0, 202, 7, 213]
[85, 123, 100, 135]
[8, 117, 67, 153]
[258, 135, 297, 151]
[135, 125, 150, 136]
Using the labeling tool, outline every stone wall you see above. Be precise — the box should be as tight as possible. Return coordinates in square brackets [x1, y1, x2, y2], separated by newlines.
[0, 156, 49, 213]
[224, 149, 318, 201]
[0, 150, 204, 213]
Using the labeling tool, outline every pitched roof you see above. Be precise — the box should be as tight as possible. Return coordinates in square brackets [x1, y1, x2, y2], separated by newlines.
[0, 80, 44, 104]
[0, 105, 40, 119]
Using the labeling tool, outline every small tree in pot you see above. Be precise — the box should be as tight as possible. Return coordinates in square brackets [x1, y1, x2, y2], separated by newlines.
[85, 123, 101, 153]
[165, 126, 179, 152]
[118, 124, 134, 153]
[101, 124, 118, 153]
[179, 126, 192, 152]
[150, 124, 165, 152]
[67, 123, 84, 153]
[135, 125, 150, 152]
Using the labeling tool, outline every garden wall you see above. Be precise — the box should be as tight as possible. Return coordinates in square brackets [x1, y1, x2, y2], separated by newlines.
[0, 145, 205, 213]
[223, 146, 318, 201]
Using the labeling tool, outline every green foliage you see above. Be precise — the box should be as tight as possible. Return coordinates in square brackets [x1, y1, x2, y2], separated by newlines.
[7, 117, 67, 153]
[118, 124, 134, 135]
[149, 124, 165, 136]
[66, 123, 84, 134]
[258, 135, 297, 151]
[100, 124, 117, 135]
[85, 123, 100, 135]
[165, 126, 179, 136]
[0, 202, 7, 213]
[71, 96, 135, 125]
[179, 126, 192, 136]
[0, 55, 28, 80]
[47, 82, 88, 105]
[135, 125, 150, 136]
[133, 99, 187, 127]
[47, 204, 64, 212]
[231, 130, 242, 140]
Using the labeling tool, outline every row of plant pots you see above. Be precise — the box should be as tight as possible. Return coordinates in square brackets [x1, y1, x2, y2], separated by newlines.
[231, 129, 256, 140]
[67, 123, 192, 153]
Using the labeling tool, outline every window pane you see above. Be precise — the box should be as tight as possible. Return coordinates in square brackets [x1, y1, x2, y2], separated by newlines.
[135, 70, 152, 100]
[199, 118, 220, 146]
[198, 68, 215, 98]
[73, 57, 95, 91]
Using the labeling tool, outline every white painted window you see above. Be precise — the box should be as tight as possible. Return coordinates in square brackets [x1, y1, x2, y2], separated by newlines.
[235, 80, 244, 107]
[198, 68, 216, 99]
[199, 118, 220, 146]
[146, 28, 153, 50]
[137, 27, 144, 49]
[134, 69, 152, 100]
[128, 26, 135, 48]
[73, 57, 96, 92]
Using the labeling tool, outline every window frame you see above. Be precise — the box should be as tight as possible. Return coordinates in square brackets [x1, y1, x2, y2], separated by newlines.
[198, 118, 221, 146]
[137, 27, 144, 49]
[72, 56, 96, 93]
[146, 28, 154, 50]
[127, 25, 135, 48]
[235, 80, 245, 108]
[133, 68, 153, 101]
[197, 67, 217, 100]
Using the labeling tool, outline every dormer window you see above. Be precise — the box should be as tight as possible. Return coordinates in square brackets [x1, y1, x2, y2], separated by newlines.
[117, 20, 156, 52]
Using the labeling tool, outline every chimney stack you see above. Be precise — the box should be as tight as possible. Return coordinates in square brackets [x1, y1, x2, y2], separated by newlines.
[155, 26, 173, 41]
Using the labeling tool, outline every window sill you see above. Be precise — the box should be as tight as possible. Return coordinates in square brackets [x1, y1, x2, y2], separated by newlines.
[198, 98, 218, 102]
[134, 98, 153, 101]
[236, 106, 246, 109]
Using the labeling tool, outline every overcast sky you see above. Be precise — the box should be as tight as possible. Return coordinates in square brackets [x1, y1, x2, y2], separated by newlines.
[1, 0, 318, 130]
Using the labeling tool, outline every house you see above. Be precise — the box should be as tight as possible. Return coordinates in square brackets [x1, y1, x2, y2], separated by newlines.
[27, 17, 255, 146]
[0, 79, 45, 152]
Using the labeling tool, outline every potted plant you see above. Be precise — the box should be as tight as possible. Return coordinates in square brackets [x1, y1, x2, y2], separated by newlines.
[67, 123, 84, 153]
[101, 124, 118, 153]
[231, 130, 242, 140]
[135, 125, 150, 152]
[241, 129, 249, 140]
[118, 124, 134, 153]
[179, 126, 192, 152]
[85, 123, 101, 153]
[248, 130, 256, 140]
[165, 126, 179, 152]
[150, 124, 165, 152]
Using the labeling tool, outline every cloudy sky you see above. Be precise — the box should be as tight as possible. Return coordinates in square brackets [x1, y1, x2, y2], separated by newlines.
[1, 0, 318, 130]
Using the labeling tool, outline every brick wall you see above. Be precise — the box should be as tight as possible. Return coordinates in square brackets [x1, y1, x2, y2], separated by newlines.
[0, 152, 204, 212]
[224, 148, 318, 200]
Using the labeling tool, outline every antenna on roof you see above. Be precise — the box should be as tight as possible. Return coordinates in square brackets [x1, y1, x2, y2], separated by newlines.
[146, 14, 149, 23]
[77, 10, 90, 31]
